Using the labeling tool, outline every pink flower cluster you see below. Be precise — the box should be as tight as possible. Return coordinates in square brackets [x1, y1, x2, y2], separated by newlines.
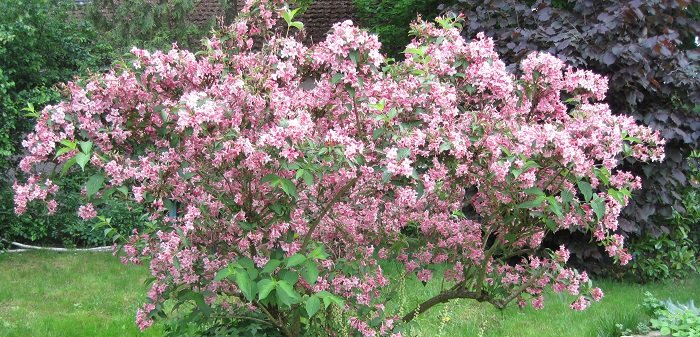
[13, 2, 664, 335]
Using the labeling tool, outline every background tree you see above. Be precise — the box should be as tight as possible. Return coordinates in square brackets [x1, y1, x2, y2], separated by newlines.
[442, 0, 699, 276]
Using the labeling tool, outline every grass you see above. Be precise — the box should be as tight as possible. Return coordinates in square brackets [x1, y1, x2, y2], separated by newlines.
[0, 251, 162, 337]
[0, 251, 697, 337]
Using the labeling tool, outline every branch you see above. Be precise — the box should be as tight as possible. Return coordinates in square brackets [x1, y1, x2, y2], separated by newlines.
[401, 285, 491, 323]
[300, 176, 359, 250]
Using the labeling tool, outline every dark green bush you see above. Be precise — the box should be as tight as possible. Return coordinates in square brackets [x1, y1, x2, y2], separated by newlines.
[0, 0, 112, 171]
[1, 171, 145, 248]
[86, 0, 232, 53]
[353, 0, 442, 57]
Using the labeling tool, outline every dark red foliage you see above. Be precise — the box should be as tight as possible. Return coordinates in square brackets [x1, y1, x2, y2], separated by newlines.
[445, 0, 700, 261]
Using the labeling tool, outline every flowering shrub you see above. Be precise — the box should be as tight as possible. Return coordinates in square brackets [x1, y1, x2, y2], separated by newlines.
[14, 1, 664, 336]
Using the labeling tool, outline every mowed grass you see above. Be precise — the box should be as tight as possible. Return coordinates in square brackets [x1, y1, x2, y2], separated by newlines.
[0, 251, 697, 337]
[0, 251, 162, 337]
[395, 271, 700, 337]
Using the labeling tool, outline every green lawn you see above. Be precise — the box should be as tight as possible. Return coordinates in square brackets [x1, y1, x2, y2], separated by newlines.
[0, 251, 162, 337]
[0, 251, 697, 337]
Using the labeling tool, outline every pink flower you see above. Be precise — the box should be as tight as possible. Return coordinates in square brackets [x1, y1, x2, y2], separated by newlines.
[78, 203, 97, 220]
[570, 296, 590, 311]
[417, 269, 432, 283]
[590, 287, 604, 301]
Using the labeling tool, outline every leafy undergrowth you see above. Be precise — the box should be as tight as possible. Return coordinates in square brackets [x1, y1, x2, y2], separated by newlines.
[0, 251, 697, 337]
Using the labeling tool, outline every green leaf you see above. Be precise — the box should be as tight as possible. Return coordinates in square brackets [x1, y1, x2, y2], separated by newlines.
[61, 157, 77, 176]
[305, 295, 321, 318]
[310, 245, 329, 260]
[261, 259, 282, 274]
[577, 181, 593, 202]
[279, 269, 299, 286]
[608, 189, 625, 204]
[257, 279, 276, 300]
[279, 179, 298, 198]
[86, 174, 105, 198]
[286, 254, 306, 268]
[349, 50, 359, 65]
[116, 186, 129, 196]
[590, 196, 606, 221]
[289, 21, 304, 30]
[234, 268, 257, 302]
[397, 148, 411, 161]
[439, 141, 452, 152]
[60, 140, 77, 149]
[516, 196, 545, 209]
[54, 146, 74, 158]
[214, 266, 234, 282]
[523, 187, 545, 196]
[79, 141, 93, 154]
[547, 197, 563, 217]
[317, 291, 344, 308]
[595, 167, 611, 185]
[301, 261, 319, 285]
[237, 257, 256, 270]
[75, 152, 91, 171]
[261, 174, 280, 184]
[372, 127, 385, 140]
[331, 73, 344, 84]
[275, 280, 300, 306]
[561, 189, 574, 204]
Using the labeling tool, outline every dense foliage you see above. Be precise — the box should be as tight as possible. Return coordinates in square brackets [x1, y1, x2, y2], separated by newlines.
[14, 0, 664, 336]
[643, 292, 700, 337]
[0, 0, 110, 171]
[85, 0, 227, 53]
[443, 0, 700, 269]
[353, 0, 442, 57]
[0, 171, 145, 248]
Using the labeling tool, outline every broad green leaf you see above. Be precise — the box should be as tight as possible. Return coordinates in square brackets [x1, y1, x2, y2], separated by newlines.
[261, 259, 282, 274]
[61, 157, 77, 176]
[79, 141, 93, 154]
[591, 196, 606, 221]
[577, 181, 593, 202]
[279, 269, 299, 286]
[349, 50, 359, 65]
[116, 186, 129, 196]
[397, 148, 411, 161]
[234, 268, 257, 302]
[237, 257, 256, 270]
[301, 261, 319, 285]
[331, 73, 344, 84]
[317, 291, 344, 309]
[289, 21, 304, 30]
[305, 295, 321, 318]
[257, 279, 276, 300]
[261, 174, 280, 184]
[516, 196, 545, 209]
[279, 179, 298, 198]
[561, 189, 574, 204]
[214, 266, 235, 282]
[286, 253, 306, 268]
[54, 146, 74, 158]
[523, 187, 545, 196]
[59, 140, 77, 149]
[547, 197, 563, 217]
[275, 280, 300, 306]
[86, 174, 105, 198]
[75, 152, 91, 171]
[310, 245, 329, 260]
